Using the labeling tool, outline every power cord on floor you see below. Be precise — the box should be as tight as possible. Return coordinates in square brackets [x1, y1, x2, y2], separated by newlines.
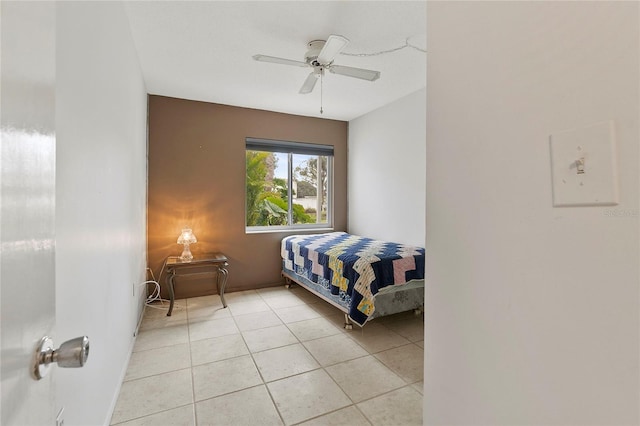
[140, 267, 182, 310]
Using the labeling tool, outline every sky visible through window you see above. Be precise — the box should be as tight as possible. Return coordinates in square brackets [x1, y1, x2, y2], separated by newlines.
[273, 152, 308, 179]
[273, 152, 287, 178]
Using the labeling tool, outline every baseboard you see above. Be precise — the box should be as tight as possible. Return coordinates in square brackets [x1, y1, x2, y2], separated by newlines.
[102, 303, 143, 426]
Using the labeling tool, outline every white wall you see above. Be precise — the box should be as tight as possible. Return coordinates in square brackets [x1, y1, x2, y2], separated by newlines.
[348, 88, 426, 247]
[56, 2, 147, 425]
[425, 2, 638, 424]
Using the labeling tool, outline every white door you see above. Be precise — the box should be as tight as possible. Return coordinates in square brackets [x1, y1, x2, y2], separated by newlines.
[1, 1, 58, 424]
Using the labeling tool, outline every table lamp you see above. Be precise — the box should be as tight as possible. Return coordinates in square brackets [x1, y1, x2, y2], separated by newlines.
[177, 228, 197, 262]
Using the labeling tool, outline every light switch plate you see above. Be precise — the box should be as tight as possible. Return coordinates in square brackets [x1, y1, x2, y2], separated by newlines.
[549, 120, 618, 207]
[56, 407, 64, 426]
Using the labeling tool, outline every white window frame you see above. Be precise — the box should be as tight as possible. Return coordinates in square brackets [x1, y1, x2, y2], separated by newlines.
[245, 137, 334, 233]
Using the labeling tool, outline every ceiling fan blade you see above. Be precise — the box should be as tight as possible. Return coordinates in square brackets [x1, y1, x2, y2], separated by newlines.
[252, 54, 308, 68]
[316, 35, 349, 65]
[329, 65, 381, 81]
[299, 72, 319, 94]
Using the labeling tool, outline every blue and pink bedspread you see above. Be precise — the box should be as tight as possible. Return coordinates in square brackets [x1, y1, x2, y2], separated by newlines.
[281, 232, 425, 325]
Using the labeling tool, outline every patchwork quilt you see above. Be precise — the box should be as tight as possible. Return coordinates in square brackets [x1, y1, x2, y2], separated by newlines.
[281, 232, 425, 325]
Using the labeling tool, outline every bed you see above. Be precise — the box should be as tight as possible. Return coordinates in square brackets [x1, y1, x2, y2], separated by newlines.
[281, 231, 425, 328]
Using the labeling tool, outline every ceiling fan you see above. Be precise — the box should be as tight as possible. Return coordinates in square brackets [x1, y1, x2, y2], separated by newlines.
[253, 35, 381, 95]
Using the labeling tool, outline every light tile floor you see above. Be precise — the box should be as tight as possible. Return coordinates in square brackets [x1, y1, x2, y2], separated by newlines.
[110, 286, 424, 426]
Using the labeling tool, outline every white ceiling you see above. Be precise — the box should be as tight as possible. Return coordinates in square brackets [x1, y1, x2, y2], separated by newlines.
[123, 1, 426, 121]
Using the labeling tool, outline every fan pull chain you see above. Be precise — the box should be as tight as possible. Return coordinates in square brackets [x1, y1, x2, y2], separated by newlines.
[320, 69, 324, 115]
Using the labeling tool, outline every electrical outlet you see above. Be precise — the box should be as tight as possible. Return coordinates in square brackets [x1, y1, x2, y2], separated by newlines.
[56, 407, 64, 426]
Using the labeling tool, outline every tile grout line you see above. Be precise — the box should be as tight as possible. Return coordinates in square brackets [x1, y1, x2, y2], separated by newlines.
[110, 403, 195, 426]
[232, 289, 288, 426]
[253, 287, 348, 425]
[186, 298, 199, 425]
[276, 287, 379, 424]
[276, 286, 423, 425]
[294, 288, 420, 425]
[259, 286, 361, 425]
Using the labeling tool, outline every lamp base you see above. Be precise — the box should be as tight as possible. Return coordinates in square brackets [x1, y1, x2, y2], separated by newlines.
[180, 244, 193, 262]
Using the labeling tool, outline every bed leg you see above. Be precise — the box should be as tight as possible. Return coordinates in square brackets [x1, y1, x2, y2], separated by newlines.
[283, 277, 293, 289]
[343, 314, 354, 330]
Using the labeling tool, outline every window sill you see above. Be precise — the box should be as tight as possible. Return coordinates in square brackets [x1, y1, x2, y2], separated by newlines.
[245, 226, 334, 235]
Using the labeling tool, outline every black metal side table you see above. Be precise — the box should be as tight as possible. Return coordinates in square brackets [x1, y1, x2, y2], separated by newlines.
[163, 253, 229, 316]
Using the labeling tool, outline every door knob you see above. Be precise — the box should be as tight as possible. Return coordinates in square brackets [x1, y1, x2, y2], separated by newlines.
[33, 335, 90, 380]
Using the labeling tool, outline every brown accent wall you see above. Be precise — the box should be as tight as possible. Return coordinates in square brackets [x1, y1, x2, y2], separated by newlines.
[147, 95, 348, 299]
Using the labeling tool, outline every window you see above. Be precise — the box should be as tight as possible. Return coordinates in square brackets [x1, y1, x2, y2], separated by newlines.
[246, 137, 333, 231]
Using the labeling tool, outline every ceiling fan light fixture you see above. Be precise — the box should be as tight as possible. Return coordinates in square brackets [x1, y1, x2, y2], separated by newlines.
[304, 40, 326, 65]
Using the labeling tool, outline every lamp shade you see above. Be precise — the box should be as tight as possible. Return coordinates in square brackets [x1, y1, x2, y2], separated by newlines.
[177, 228, 197, 244]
